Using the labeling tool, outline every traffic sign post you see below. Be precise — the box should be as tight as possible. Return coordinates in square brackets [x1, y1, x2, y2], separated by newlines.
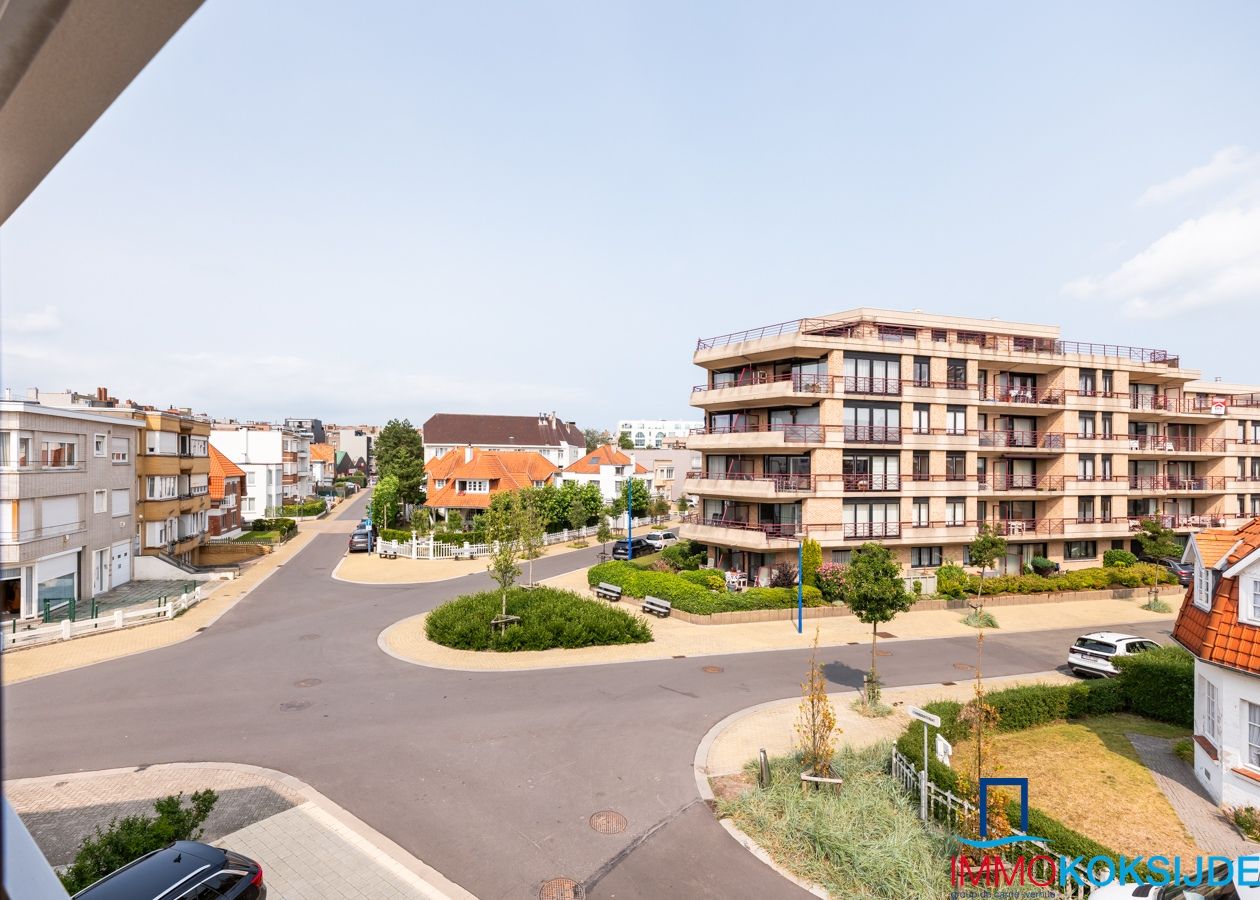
[907, 706, 941, 821]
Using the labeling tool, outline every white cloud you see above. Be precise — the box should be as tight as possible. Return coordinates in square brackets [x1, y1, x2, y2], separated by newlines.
[1, 305, 61, 334]
[1064, 147, 1260, 319]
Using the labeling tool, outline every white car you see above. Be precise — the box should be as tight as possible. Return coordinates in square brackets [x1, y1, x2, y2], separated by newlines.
[1089, 860, 1260, 898]
[641, 531, 679, 550]
[1067, 632, 1160, 677]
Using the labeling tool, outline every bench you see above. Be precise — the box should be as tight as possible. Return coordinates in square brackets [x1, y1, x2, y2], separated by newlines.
[593, 582, 623, 602]
[380, 545, 398, 559]
[642, 596, 671, 618]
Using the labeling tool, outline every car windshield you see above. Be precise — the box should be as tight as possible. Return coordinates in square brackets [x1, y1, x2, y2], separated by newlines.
[1073, 638, 1117, 655]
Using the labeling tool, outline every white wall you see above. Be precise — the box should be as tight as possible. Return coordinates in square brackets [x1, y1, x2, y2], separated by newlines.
[1193, 659, 1260, 808]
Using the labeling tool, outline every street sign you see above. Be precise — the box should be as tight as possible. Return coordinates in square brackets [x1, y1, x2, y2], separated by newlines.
[907, 705, 941, 728]
[936, 734, 953, 765]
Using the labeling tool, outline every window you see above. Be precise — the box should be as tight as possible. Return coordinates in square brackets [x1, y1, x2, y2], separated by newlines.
[1101, 370, 1114, 395]
[1201, 676, 1220, 743]
[460, 480, 489, 493]
[931, 329, 947, 342]
[1101, 454, 1113, 480]
[94, 490, 107, 513]
[40, 438, 76, 467]
[830, 549, 852, 565]
[1077, 497, 1095, 523]
[946, 453, 966, 481]
[246, 472, 256, 486]
[913, 404, 930, 434]
[912, 451, 929, 481]
[94, 434, 107, 457]
[946, 359, 966, 389]
[911, 546, 942, 567]
[912, 498, 929, 527]
[110, 437, 129, 463]
[434, 479, 447, 489]
[945, 406, 966, 435]
[111, 488, 129, 517]
[945, 497, 965, 526]
[1078, 455, 1095, 481]
[1248, 702, 1260, 769]
[1078, 369, 1096, 396]
[913, 356, 930, 386]
[1194, 562, 1212, 611]
[1078, 413, 1096, 438]
[1065, 540, 1096, 560]
[146, 476, 177, 500]
[0, 431, 8, 466]
[1101, 412, 1114, 438]
[17, 435, 31, 466]
[244, 497, 256, 513]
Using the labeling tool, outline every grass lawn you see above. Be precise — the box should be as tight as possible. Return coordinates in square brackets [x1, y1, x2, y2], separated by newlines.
[234, 531, 279, 542]
[953, 713, 1194, 858]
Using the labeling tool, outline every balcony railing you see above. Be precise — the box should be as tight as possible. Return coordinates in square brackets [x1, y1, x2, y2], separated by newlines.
[826, 473, 902, 491]
[977, 430, 1065, 449]
[687, 472, 816, 492]
[839, 521, 903, 540]
[1124, 435, 1229, 453]
[692, 423, 828, 443]
[843, 375, 902, 396]
[843, 424, 903, 444]
[693, 372, 831, 394]
[1127, 476, 1226, 492]
[0, 521, 87, 544]
[978, 474, 1063, 491]
[979, 385, 1065, 405]
[679, 514, 800, 538]
[1129, 395, 1222, 414]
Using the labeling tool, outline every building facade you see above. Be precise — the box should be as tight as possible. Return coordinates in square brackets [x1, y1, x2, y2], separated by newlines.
[284, 417, 326, 444]
[210, 424, 312, 519]
[560, 445, 652, 504]
[640, 447, 701, 503]
[616, 419, 703, 449]
[423, 413, 585, 468]
[309, 443, 335, 489]
[424, 448, 560, 524]
[1, 400, 140, 619]
[683, 308, 1260, 580]
[1173, 518, 1260, 808]
[207, 446, 246, 538]
[327, 426, 374, 473]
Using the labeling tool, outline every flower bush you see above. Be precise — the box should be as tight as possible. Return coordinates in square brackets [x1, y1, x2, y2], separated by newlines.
[425, 587, 652, 651]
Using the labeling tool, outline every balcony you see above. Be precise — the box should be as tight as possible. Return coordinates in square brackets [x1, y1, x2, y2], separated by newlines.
[678, 514, 800, 550]
[978, 385, 1065, 407]
[836, 521, 903, 540]
[842, 424, 903, 444]
[1130, 395, 1221, 416]
[825, 473, 902, 492]
[1127, 476, 1227, 493]
[977, 430, 1065, 452]
[842, 375, 902, 396]
[691, 373, 832, 408]
[990, 518, 1064, 537]
[1124, 435, 1229, 454]
[0, 521, 87, 545]
[688, 423, 832, 451]
[977, 474, 1063, 492]
[683, 472, 815, 500]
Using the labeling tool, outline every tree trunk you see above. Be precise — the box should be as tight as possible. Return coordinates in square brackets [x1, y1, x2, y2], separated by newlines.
[870, 621, 878, 689]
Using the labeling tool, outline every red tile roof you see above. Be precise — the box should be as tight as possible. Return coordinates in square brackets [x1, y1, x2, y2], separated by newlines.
[309, 443, 335, 464]
[424, 448, 559, 510]
[1173, 518, 1260, 673]
[563, 444, 648, 475]
[208, 446, 246, 501]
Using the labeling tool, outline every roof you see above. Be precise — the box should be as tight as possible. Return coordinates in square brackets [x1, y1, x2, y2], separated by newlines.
[563, 444, 649, 475]
[1173, 518, 1260, 674]
[1080, 631, 1143, 643]
[422, 413, 583, 449]
[309, 443, 335, 464]
[424, 448, 560, 510]
[208, 445, 246, 500]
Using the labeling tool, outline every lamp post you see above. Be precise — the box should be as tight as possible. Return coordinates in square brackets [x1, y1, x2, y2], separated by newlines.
[796, 532, 805, 634]
[626, 477, 633, 561]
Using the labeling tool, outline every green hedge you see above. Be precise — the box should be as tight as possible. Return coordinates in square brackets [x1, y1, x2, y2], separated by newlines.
[662, 540, 706, 570]
[935, 562, 1173, 599]
[679, 569, 726, 592]
[984, 680, 1126, 732]
[379, 528, 412, 543]
[250, 517, 296, 535]
[278, 499, 327, 517]
[425, 587, 652, 651]
[1112, 645, 1194, 727]
[1102, 549, 1138, 568]
[587, 561, 825, 615]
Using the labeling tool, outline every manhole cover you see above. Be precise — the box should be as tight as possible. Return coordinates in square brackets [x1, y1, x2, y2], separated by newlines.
[876, 649, 892, 657]
[702, 665, 724, 674]
[940, 680, 957, 686]
[299, 634, 321, 641]
[279, 700, 311, 712]
[294, 678, 322, 688]
[539, 877, 584, 900]
[195, 627, 208, 632]
[54, 781, 68, 788]
[952, 662, 974, 671]
[846, 641, 860, 645]
[589, 810, 628, 834]
[876, 631, 897, 639]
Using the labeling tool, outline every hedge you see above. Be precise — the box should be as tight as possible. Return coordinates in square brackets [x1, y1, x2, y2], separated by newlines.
[1102, 549, 1138, 568]
[425, 587, 652, 651]
[587, 561, 825, 615]
[934, 562, 1174, 599]
[250, 517, 296, 535]
[1112, 645, 1194, 728]
[278, 499, 327, 517]
[379, 528, 413, 543]
[662, 540, 706, 570]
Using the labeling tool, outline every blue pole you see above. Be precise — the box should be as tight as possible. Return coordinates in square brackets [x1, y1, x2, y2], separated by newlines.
[797, 536, 804, 633]
[626, 478, 633, 560]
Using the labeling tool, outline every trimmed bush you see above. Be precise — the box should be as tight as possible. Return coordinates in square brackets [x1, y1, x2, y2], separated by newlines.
[278, 499, 327, 517]
[1103, 549, 1138, 568]
[587, 561, 825, 615]
[662, 539, 706, 570]
[1113, 645, 1194, 727]
[379, 527, 412, 543]
[936, 563, 972, 599]
[425, 587, 652, 652]
[250, 517, 297, 535]
[934, 562, 1173, 599]
[679, 569, 727, 592]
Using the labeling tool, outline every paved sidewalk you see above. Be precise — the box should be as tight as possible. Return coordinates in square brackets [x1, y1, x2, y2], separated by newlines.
[1127, 732, 1260, 857]
[5, 763, 475, 900]
[334, 537, 598, 585]
[380, 592, 1175, 672]
[702, 671, 1075, 775]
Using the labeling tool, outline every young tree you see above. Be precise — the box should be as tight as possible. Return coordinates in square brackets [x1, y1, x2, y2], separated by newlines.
[801, 537, 823, 588]
[967, 523, 1007, 602]
[410, 506, 432, 534]
[374, 419, 426, 504]
[447, 509, 464, 533]
[482, 493, 522, 619]
[650, 495, 671, 521]
[516, 488, 546, 585]
[582, 428, 612, 452]
[566, 492, 588, 532]
[370, 474, 400, 528]
[1134, 517, 1182, 561]
[676, 495, 691, 516]
[610, 477, 651, 519]
[841, 542, 913, 711]
[796, 628, 838, 779]
[617, 431, 634, 450]
[596, 519, 613, 554]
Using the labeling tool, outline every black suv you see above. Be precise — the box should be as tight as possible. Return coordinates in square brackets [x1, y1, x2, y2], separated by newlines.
[73, 841, 265, 898]
[612, 537, 652, 560]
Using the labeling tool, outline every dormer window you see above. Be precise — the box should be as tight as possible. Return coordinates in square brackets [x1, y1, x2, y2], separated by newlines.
[1250, 577, 1260, 622]
[458, 479, 489, 493]
[1194, 562, 1213, 611]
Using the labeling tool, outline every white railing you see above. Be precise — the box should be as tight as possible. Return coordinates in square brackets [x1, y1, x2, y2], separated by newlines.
[2, 588, 204, 650]
[377, 517, 665, 561]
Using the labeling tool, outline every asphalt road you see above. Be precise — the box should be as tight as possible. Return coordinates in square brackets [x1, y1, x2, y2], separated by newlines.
[2, 493, 1173, 899]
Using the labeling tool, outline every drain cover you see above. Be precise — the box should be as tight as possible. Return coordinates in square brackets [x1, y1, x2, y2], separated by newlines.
[279, 700, 311, 712]
[702, 665, 724, 674]
[299, 634, 321, 641]
[940, 681, 957, 686]
[876, 631, 897, 639]
[539, 877, 584, 900]
[294, 678, 322, 688]
[952, 662, 974, 671]
[847, 641, 860, 645]
[589, 810, 628, 834]
[876, 649, 892, 657]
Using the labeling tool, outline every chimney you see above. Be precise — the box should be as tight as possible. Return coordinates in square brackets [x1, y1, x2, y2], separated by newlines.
[464, 444, 473, 463]
[26, 388, 38, 400]
[97, 386, 108, 402]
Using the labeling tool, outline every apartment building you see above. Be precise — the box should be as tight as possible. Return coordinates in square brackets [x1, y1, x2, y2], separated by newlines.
[210, 424, 312, 519]
[682, 309, 1260, 581]
[616, 419, 704, 449]
[327, 426, 376, 473]
[640, 447, 700, 502]
[1, 399, 140, 619]
[309, 443, 335, 488]
[423, 413, 585, 468]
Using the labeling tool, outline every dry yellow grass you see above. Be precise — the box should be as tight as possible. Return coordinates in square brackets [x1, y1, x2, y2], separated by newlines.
[954, 714, 1195, 858]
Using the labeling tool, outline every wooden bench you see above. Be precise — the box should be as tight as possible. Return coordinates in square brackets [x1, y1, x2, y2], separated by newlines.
[642, 596, 671, 618]
[380, 546, 398, 559]
[593, 582, 622, 602]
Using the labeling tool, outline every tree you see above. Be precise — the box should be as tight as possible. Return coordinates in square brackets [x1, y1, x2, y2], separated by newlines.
[676, 495, 691, 516]
[596, 519, 612, 554]
[617, 431, 634, 450]
[583, 428, 612, 452]
[967, 523, 1007, 601]
[516, 487, 546, 585]
[650, 495, 671, 521]
[410, 506, 432, 534]
[482, 493, 522, 619]
[374, 419, 426, 505]
[610, 477, 651, 519]
[371, 474, 400, 528]
[566, 491, 588, 532]
[796, 628, 838, 779]
[841, 542, 913, 711]
[1134, 517, 1182, 561]
[801, 537, 823, 588]
[447, 509, 464, 532]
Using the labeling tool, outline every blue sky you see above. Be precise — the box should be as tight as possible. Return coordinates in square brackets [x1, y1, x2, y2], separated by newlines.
[3, 1, 1259, 432]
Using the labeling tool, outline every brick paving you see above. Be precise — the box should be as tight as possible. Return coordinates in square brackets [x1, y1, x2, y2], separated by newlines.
[1127, 732, 1260, 856]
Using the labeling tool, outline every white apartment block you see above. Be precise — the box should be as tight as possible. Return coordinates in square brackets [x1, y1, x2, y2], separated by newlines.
[617, 419, 703, 449]
[210, 425, 312, 519]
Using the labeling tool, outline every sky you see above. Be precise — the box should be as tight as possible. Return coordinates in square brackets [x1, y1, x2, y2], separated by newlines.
[3, 1, 1259, 434]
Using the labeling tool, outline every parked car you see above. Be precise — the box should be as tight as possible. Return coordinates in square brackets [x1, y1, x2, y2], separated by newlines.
[1067, 632, 1160, 677]
[348, 528, 373, 553]
[641, 531, 679, 550]
[612, 537, 653, 559]
[1159, 557, 1193, 586]
[72, 840, 266, 899]
[1090, 858, 1259, 898]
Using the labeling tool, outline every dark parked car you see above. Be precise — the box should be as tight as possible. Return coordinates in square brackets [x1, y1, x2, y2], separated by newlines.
[348, 528, 373, 553]
[1159, 557, 1193, 586]
[72, 841, 265, 899]
[612, 537, 652, 560]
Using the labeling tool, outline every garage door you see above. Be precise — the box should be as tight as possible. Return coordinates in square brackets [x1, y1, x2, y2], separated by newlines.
[111, 541, 131, 587]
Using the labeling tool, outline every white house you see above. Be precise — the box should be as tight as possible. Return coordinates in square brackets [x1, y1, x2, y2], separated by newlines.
[560, 445, 653, 504]
[1174, 518, 1260, 808]
[210, 424, 312, 520]
[616, 418, 702, 449]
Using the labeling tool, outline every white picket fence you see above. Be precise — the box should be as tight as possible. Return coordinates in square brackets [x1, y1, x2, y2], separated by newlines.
[2, 588, 204, 651]
[377, 517, 663, 561]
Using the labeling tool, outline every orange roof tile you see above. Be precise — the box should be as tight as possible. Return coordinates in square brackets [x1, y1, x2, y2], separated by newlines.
[309, 443, 335, 464]
[563, 444, 649, 475]
[208, 446, 246, 501]
[424, 448, 559, 511]
[1174, 518, 1260, 674]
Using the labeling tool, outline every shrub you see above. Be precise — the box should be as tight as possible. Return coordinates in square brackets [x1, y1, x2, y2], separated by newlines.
[587, 561, 824, 614]
[936, 563, 974, 599]
[250, 517, 297, 535]
[1030, 556, 1055, 576]
[960, 609, 998, 629]
[379, 527, 412, 543]
[768, 562, 797, 588]
[59, 791, 218, 894]
[662, 539, 705, 570]
[278, 499, 327, 517]
[679, 569, 726, 592]
[425, 587, 652, 651]
[816, 562, 845, 603]
[1233, 807, 1260, 842]
[1103, 549, 1138, 568]
[983, 681, 1125, 732]
[1113, 645, 1194, 727]
[1173, 737, 1195, 765]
